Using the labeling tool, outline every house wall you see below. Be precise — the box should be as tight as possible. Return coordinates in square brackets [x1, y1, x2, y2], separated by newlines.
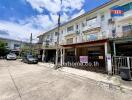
[0, 38, 26, 50]
[39, 0, 132, 47]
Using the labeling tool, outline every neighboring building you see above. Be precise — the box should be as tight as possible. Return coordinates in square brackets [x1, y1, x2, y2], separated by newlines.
[0, 37, 28, 54]
[38, 0, 132, 74]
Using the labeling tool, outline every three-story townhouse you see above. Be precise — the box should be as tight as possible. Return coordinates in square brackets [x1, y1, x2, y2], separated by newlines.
[38, 0, 132, 75]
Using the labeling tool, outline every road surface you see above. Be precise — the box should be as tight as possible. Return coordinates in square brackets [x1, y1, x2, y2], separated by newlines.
[0, 60, 132, 100]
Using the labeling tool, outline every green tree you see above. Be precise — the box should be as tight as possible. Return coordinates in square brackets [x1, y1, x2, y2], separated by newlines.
[20, 44, 38, 57]
[0, 41, 9, 57]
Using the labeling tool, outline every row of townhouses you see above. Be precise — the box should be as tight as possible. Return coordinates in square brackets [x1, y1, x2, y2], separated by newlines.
[38, 0, 132, 75]
[0, 37, 28, 54]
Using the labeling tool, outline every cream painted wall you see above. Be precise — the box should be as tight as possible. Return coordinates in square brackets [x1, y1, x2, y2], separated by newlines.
[39, 0, 132, 46]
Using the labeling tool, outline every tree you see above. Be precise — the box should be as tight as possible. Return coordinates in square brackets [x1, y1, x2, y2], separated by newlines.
[0, 41, 9, 57]
[20, 44, 38, 57]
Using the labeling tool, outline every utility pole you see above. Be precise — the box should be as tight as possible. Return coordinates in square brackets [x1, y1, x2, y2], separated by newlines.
[30, 33, 33, 54]
[55, 0, 62, 68]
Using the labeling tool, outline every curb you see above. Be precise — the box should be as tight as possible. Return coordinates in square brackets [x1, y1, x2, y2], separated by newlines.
[38, 63, 132, 94]
[98, 81, 132, 94]
[58, 67, 132, 94]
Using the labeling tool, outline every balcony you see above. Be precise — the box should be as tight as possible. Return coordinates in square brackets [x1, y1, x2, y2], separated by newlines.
[123, 30, 132, 37]
[116, 10, 132, 23]
[66, 30, 76, 35]
[82, 32, 107, 43]
[82, 22, 101, 33]
[110, 31, 132, 39]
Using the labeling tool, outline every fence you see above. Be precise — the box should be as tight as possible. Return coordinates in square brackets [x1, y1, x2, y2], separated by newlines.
[62, 56, 106, 73]
[112, 56, 132, 75]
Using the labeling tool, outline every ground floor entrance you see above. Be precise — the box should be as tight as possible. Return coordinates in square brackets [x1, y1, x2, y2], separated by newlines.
[44, 49, 56, 63]
[111, 37, 132, 75]
[115, 43, 132, 56]
[62, 39, 109, 74]
[112, 56, 132, 76]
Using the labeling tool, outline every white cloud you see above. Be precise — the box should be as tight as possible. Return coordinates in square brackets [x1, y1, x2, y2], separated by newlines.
[71, 9, 85, 19]
[0, 20, 40, 42]
[26, 0, 62, 13]
[0, 14, 55, 42]
[0, 14, 54, 42]
[25, 0, 85, 25]
[62, 0, 84, 12]
[26, 0, 84, 14]
[0, 0, 85, 42]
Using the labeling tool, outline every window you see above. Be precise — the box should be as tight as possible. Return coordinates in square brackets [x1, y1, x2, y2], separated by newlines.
[101, 15, 105, 21]
[122, 25, 132, 36]
[67, 38, 73, 44]
[82, 22, 86, 27]
[5, 43, 8, 46]
[76, 24, 79, 29]
[122, 25, 132, 33]
[47, 35, 50, 38]
[122, 2, 132, 12]
[55, 32, 58, 36]
[50, 34, 53, 41]
[67, 26, 74, 32]
[86, 17, 97, 25]
[61, 30, 63, 34]
[14, 44, 20, 49]
[87, 34, 97, 41]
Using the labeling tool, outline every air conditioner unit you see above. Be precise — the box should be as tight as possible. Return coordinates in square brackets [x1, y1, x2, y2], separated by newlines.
[76, 30, 80, 34]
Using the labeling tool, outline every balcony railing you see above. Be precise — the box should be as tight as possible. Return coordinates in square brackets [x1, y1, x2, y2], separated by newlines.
[123, 31, 132, 37]
[40, 30, 132, 47]
[66, 30, 75, 35]
[82, 22, 101, 32]
[82, 33, 108, 43]
[111, 31, 132, 38]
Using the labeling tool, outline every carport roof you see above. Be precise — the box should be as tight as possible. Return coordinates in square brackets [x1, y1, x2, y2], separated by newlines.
[109, 36, 132, 43]
[61, 39, 108, 47]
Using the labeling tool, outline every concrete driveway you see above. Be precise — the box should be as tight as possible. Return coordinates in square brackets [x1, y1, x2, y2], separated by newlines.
[0, 60, 132, 100]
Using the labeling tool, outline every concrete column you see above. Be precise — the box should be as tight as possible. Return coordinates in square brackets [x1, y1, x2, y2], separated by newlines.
[60, 48, 63, 66]
[104, 42, 112, 75]
[75, 47, 77, 62]
[55, 49, 59, 66]
[75, 48, 77, 56]
[62, 48, 65, 65]
[42, 49, 45, 62]
[113, 42, 116, 56]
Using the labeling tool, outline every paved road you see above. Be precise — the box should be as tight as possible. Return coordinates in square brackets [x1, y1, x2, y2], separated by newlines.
[0, 60, 132, 100]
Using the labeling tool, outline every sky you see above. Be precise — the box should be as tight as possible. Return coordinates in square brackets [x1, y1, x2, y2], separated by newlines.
[0, 0, 110, 42]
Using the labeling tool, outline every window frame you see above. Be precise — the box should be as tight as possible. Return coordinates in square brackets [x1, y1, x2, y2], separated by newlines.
[67, 26, 74, 32]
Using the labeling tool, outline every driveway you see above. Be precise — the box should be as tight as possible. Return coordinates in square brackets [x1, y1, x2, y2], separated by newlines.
[0, 60, 132, 100]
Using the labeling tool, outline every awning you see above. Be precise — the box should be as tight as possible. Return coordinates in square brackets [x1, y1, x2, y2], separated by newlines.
[42, 45, 61, 50]
[61, 39, 108, 47]
[109, 36, 132, 44]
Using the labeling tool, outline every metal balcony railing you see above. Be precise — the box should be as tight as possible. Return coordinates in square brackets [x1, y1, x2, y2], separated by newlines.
[123, 31, 132, 37]
[110, 31, 132, 39]
[83, 22, 101, 32]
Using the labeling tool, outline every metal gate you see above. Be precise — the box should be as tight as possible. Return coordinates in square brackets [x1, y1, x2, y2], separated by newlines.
[63, 56, 106, 74]
[112, 56, 132, 75]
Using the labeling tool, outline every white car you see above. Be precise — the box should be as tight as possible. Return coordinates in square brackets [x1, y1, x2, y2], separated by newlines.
[6, 53, 17, 60]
